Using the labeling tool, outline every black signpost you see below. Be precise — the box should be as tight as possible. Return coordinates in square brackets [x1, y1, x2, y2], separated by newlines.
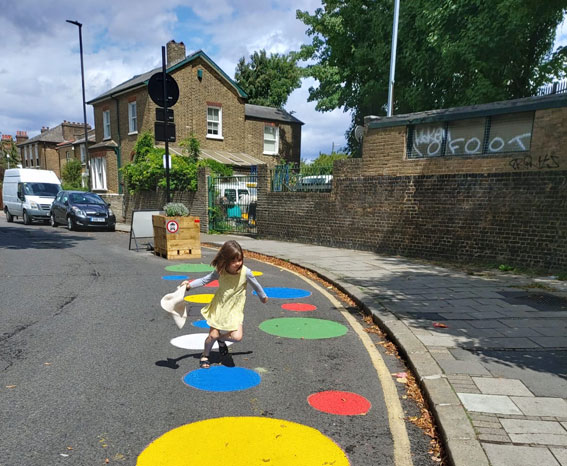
[148, 47, 179, 203]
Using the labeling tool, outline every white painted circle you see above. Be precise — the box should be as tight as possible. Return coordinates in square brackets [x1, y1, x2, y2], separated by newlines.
[166, 220, 179, 233]
[170, 333, 234, 350]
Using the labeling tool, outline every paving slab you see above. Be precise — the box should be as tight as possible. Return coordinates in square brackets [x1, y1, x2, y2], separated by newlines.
[438, 360, 491, 376]
[512, 397, 567, 418]
[457, 393, 523, 415]
[551, 448, 567, 466]
[472, 377, 533, 397]
[483, 443, 560, 466]
[501, 419, 567, 435]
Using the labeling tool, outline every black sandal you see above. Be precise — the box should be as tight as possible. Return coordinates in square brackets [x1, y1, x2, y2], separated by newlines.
[199, 355, 210, 369]
[217, 341, 229, 356]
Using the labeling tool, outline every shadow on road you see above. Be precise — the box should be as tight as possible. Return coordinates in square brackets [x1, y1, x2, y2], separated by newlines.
[155, 350, 253, 370]
[0, 226, 95, 250]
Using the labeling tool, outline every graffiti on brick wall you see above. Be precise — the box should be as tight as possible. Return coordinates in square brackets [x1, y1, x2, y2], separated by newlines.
[509, 153, 560, 170]
[411, 126, 532, 158]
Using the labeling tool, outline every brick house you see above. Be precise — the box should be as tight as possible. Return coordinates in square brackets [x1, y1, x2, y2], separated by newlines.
[16, 121, 92, 179]
[87, 40, 303, 194]
[56, 129, 96, 186]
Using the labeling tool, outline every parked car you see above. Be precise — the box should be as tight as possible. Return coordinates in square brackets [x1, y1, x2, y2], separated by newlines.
[2, 168, 62, 224]
[50, 191, 116, 231]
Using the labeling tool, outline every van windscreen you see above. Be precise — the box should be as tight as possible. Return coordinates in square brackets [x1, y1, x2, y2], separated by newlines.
[24, 183, 61, 196]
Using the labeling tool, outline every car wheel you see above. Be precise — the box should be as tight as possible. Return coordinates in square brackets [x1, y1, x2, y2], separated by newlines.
[50, 213, 58, 227]
[107, 225, 116, 232]
[67, 216, 75, 231]
[23, 210, 32, 225]
[5, 209, 14, 223]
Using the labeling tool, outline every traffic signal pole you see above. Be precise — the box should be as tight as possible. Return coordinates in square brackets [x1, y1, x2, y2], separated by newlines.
[162, 46, 171, 204]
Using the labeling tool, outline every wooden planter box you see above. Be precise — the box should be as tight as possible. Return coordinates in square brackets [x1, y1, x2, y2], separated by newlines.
[152, 215, 201, 260]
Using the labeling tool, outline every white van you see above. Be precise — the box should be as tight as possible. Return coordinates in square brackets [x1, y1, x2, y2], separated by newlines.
[2, 169, 62, 224]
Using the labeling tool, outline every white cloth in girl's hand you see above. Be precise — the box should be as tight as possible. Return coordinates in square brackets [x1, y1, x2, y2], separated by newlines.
[160, 284, 187, 329]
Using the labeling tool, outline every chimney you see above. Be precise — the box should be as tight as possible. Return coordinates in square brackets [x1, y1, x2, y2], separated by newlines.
[41, 126, 49, 133]
[167, 40, 186, 67]
[16, 130, 28, 143]
[1, 134, 12, 141]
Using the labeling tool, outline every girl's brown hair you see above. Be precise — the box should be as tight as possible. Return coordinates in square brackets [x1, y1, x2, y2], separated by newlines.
[211, 240, 244, 273]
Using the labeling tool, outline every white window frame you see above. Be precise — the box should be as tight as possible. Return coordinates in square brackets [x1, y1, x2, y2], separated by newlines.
[34, 144, 39, 167]
[263, 125, 279, 155]
[206, 106, 223, 140]
[66, 150, 71, 162]
[90, 156, 107, 191]
[27, 146, 33, 167]
[80, 144, 86, 164]
[128, 101, 137, 134]
[103, 110, 111, 140]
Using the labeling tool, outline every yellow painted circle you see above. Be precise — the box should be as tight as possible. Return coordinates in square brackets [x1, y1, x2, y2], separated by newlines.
[252, 270, 263, 276]
[138, 417, 349, 465]
[184, 294, 214, 303]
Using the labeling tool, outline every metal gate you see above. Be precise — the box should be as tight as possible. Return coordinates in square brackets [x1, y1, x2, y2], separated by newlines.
[208, 174, 258, 235]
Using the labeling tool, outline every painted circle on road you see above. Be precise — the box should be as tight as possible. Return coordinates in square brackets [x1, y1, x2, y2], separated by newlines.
[162, 275, 189, 281]
[255, 287, 311, 299]
[137, 417, 349, 465]
[251, 270, 263, 276]
[184, 293, 214, 303]
[308, 391, 371, 416]
[192, 319, 210, 329]
[165, 264, 215, 273]
[281, 303, 317, 312]
[259, 318, 348, 339]
[183, 366, 260, 392]
[204, 280, 219, 287]
[170, 334, 232, 350]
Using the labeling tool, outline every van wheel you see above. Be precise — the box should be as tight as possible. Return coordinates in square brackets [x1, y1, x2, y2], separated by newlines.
[5, 209, 14, 223]
[23, 210, 32, 225]
[50, 213, 58, 227]
[67, 216, 75, 231]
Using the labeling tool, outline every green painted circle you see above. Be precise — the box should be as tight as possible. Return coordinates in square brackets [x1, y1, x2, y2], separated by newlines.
[165, 263, 215, 273]
[259, 318, 348, 339]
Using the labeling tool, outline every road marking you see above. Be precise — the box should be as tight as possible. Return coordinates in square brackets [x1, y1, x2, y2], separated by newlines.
[287, 268, 414, 466]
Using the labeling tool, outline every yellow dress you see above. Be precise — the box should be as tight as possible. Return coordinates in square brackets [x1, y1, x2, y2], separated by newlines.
[201, 266, 248, 331]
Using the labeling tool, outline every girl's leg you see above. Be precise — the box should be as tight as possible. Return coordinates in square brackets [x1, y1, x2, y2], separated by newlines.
[219, 324, 243, 343]
[201, 328, 220, 368]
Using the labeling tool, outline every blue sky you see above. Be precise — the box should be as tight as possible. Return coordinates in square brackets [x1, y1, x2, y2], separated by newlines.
[0, 1, 565, 160]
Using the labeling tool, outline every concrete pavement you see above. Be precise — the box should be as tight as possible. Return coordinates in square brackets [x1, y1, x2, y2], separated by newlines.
[117, 222, 567, 466]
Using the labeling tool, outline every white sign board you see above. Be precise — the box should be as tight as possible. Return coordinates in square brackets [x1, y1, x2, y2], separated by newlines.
[129, 210, 162, 251]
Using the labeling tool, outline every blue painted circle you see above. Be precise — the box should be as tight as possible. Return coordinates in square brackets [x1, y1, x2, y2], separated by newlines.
[254, 287, 311, 299]
[162, 275, 189, 281]
[192, 319, 210, 329]
[183, 366, 261, 392]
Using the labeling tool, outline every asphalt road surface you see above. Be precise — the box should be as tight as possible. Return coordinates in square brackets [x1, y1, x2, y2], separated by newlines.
[0, 218, 437, 465]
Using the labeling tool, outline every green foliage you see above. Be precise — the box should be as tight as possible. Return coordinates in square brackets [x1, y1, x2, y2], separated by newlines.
[235, 49, 303, 108]
[302, 152, 349, 175]
[163, 202, 189, 217]
[0, 138, 22, 169]
[198, 158, 233, 177]
[179, 133, 200, 163]
[61, 159, 83, 189]
[297, 1, 567, 154]
[132, 131, 155, 163]
[498, 264, 515, 272]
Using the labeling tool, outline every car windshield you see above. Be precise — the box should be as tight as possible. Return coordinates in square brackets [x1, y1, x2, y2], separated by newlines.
[69, 193, 106, 205]
[24, 183, 61, 196]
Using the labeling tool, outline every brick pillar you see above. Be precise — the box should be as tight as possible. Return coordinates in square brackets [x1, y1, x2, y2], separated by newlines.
[194, 167, 211, 233]
[256, 164, 270, 236]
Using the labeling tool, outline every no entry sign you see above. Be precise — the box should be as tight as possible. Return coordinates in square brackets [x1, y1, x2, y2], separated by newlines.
[166, 220, 179, 233]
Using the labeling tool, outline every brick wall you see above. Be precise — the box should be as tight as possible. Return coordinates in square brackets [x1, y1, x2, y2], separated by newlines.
[256, 106, 567, 271]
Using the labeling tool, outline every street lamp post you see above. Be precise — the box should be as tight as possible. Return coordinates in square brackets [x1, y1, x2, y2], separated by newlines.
[66, 19, 91, 190]
[387, 0, 400, 117]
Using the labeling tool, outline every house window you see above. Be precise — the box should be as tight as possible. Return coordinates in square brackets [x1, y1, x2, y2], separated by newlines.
[35, 144, 39, 167]
[90, 156, 107, 191]
[263, 125, 279, 155]
[66, 150, 71, 162]
[80, 144, 86, 163]
[128, 101, 137, 134]
[103, 110, 111, 139]
[27, 146, 33, 167]
[407, 112, 534, 159]
[207, 106, 222, 138]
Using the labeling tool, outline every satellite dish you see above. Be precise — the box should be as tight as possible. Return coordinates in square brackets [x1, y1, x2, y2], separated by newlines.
[354, 125, 365, 142]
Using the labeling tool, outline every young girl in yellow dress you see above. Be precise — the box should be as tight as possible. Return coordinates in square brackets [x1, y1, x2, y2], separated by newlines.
[183, 240, 268, 369]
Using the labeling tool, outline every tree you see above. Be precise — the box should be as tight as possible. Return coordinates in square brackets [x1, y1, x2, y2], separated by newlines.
[0, 137, 22, 169]
[297, 0, 567, 154]
[61, 159, 84, 190]
[235, 50, 303, 108]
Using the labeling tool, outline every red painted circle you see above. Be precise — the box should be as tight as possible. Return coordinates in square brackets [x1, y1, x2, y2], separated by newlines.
[281, 303, 317, 312]
[308, 391, 371, 415]
[189, 279, 219, 287]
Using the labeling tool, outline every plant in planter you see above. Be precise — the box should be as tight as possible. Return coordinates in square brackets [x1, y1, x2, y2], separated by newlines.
[152, 202, 201, 260]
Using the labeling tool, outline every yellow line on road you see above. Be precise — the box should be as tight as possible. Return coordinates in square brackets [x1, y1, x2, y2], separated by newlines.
[286, 268, 414, 466]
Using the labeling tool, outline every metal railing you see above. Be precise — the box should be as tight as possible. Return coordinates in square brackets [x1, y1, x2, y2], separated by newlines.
[537, 80, 567, 96]
[271, 163, 334, 192]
